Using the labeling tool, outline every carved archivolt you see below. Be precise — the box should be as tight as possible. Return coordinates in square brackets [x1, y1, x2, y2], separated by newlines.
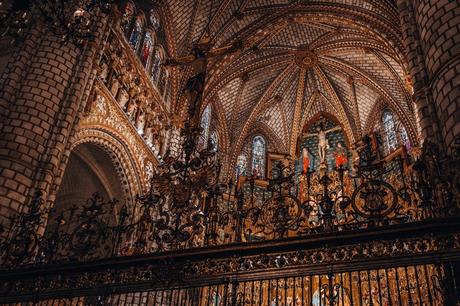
[72, 129, 141, 204]
[74, 82, 159, 203]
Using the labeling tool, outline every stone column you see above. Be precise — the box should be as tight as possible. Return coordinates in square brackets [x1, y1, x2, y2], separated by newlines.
[0, 15, 111, 229]
[398, 0, 460, 150]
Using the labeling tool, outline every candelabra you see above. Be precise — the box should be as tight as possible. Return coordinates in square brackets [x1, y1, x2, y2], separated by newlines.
[133, 113, 222, 252]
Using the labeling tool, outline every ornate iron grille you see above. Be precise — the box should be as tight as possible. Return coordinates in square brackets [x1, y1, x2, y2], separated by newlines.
[0, 263, 455, 305]
[0, 138, 459, 267]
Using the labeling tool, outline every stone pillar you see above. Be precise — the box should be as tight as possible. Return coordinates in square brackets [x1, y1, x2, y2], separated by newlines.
[0, 15, 111, 229]
[398, 0, 460, 150]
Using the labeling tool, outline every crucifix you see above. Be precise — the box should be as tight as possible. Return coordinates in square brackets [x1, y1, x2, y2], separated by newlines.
[302, 119, 342, 165]
[164, 36, 242, 128]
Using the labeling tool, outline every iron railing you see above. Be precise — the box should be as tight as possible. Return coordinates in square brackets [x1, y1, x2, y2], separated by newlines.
[0, 139, 459, 268]
[0, 261, 458, 305]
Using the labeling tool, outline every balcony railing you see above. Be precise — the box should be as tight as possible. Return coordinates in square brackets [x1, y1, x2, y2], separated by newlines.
[0, 136, 459, 305]
[0, 218, 460, 304]
[0, 138, 459, 268]
[0, 263, 450, 305]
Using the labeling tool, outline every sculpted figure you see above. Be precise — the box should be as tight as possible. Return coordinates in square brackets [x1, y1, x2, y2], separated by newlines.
[118, 88, 129, 110]
[127, 100, 137, 122]
[136, 111, 145, 134]
[99, 61, 109, 82]
[110, 77, 120, 97]
[302, 118, 342, 165]
[164, 35, 241, 128]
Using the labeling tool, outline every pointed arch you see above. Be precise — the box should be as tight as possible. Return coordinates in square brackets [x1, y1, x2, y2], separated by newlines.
[251, 135, 266, 178]
[296, 111, 351, 158]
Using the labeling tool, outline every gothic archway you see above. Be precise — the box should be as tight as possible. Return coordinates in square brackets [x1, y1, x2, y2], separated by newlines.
[45, 142, 129, 261]
[55, 142, 127, 208]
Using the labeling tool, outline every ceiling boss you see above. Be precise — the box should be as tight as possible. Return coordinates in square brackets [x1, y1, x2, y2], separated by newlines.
[294, 48, 319, 70]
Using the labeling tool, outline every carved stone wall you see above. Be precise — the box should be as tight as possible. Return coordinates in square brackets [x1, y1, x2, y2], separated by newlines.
[0, 6, 171, 234]
[0, 16, 111, 229]
[398, 0, 460, 149]
[75, 82, 160, 200]
[416, 0, 460, 149]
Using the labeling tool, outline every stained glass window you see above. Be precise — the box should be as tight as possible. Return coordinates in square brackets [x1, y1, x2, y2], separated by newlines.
[129, 16, 143, 50]
[199, 105, 211, 149]
[141, 32, 153, 68]
[400, 127, 411, 150]
[151, 52, 161, 83]
[236, 155, 248, 178]
[382, 109, 397, 152]
[157, 69, 168, 95]
[210, 131, 218, 152]
[252, 136, 266, 178]
[149, 9, 160, 30]
[121, 2, 135, 34]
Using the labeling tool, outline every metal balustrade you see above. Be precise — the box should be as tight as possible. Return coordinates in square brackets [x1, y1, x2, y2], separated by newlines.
[0, 263, 455, 305]
[0, 139, 459, 267]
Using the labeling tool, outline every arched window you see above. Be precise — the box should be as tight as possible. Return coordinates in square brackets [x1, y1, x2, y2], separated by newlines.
[236, 154, 248, 178]
[252, 136, 266, 178]
[151, 51, 162, 83]
[121, 2, 135, 35]
[149, 9, 161, 31]
[210, 131, 218, 152]
[140, 32, 154, 68]
[157, 68, 169, 95]
[399, 125, 411, 150]
[129, 16, 143, 51]
[199, 104, 211, 149]
[382, 109, 397, 152]
[400, 128, 409, 145]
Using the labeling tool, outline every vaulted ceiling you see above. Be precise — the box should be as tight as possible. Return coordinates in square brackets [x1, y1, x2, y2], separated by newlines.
[159, 0, 417, 168]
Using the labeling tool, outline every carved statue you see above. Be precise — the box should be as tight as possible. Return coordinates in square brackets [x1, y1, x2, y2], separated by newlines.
[164, 36, 242, 128]
[301, 147, 311, 174]
[334, 142, 347, 167]
[144, 126, 153, 146]
[302, 120, 342, 165]
[110, 77, 120, 97]
[98, 60, 109, 82]
[136, 111, 145, 134]
[153, 130, 161, 150]
[118, 88, 129, 110]
[128, 85, 140, 101]
[144, 116, 154, 146]
[126, 100, 137, 122]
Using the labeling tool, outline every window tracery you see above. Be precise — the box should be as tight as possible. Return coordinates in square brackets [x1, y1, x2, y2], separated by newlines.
[117, 5, 169, 107]
[400, 126, 410, 150]
[236, 154, 248, 178]
[151, 51, 162, 83]
[210, 131, 218, 152]
[121, 2, 135, 34]
[199, 105, 211, 149]
[382, 109, 397, 152]
[140, 31, 154, 68]
[129, 15, 143, 51]
[252, 136, 266, 178]
[149, 9, 160, 31]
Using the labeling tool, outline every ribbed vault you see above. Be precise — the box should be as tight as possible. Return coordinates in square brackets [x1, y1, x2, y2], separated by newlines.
[160, 0, 417, 175]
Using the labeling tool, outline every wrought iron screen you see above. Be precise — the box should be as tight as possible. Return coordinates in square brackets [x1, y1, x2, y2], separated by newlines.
[0, 263, 451, 306]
